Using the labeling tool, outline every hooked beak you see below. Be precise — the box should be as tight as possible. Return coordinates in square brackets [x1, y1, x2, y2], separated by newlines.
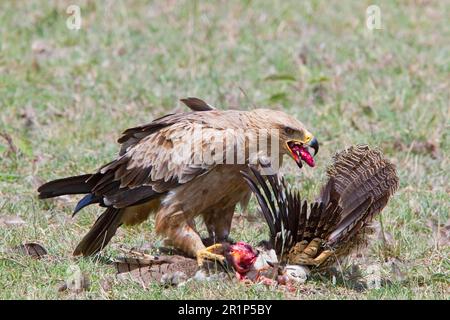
[308, 137, 319, 156]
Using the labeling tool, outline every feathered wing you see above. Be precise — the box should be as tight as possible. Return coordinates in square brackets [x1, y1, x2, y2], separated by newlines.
[39, 113, 214, 208]
[38, 110, 230, 256]
[89, 116, 216, 208]
[323, 145, 399, 246]
[244, 145, 399, 265]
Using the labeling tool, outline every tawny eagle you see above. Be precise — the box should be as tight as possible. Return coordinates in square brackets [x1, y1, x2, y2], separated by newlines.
[38, 98, 319, 265]
[111, 146, 399, 283]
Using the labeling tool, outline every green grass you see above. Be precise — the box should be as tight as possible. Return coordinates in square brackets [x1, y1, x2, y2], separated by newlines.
[0, 0, 448, 299]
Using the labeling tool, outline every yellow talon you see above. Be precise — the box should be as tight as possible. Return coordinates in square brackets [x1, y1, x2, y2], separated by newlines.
[196, 243, 225, 266]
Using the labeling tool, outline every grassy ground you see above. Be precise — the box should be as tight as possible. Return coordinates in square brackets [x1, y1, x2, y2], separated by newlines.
[0, 0, 448, 299]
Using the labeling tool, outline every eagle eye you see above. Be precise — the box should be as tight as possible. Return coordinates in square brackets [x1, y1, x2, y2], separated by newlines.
[284, 126, 295, 135]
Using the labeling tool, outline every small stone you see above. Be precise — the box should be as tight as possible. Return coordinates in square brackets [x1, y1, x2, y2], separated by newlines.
[31, 40, 51, 55]
[161, 271, 187, 286]
[193, 270, 208, 282]
[207, 272, 227, 281]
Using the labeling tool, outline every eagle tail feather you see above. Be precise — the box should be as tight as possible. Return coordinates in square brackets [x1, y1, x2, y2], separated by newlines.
[73, 207, 123, 256]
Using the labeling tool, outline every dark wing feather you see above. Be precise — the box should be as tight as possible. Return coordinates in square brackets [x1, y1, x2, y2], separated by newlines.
[243, 167, 341, 255]
[242, 167, 302, 254]
[241, 172, 277, 238]
[180, 97, 215, 111]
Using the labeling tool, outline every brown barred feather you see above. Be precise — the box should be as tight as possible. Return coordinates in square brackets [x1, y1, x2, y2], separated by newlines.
[245, 144, 399, 267]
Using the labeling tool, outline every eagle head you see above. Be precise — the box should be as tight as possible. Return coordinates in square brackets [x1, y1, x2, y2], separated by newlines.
[250, 109, 319, 169]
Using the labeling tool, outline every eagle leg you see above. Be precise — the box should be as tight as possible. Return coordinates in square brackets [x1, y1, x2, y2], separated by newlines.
[202, 207, 235, 245]
[196, 243, 225, 266]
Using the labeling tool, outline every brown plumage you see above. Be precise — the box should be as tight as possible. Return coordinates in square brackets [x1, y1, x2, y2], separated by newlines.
[242, 145, 399, 268]
[38, 98, 319, 263]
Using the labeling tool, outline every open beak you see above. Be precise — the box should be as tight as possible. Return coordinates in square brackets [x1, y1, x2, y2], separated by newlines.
[286, 137, 319, 168]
